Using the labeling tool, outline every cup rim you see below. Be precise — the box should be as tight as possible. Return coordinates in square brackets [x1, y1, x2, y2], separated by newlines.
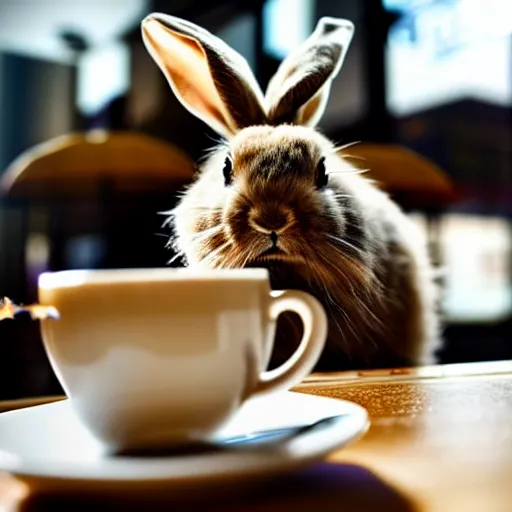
[38, 267, 269, 289]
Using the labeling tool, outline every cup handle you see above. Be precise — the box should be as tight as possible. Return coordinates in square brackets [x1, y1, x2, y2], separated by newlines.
[251, 290, 328, 396]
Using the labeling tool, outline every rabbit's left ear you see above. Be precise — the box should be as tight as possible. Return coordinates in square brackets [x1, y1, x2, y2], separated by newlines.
[265, 17, 354, 127]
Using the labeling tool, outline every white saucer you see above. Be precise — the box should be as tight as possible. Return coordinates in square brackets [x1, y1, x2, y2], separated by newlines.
[0, 392, 368, 492]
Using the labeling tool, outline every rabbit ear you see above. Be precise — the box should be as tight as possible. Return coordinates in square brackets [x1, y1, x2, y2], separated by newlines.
[265, 17, 354, 127]
[141, 14, 267, 139]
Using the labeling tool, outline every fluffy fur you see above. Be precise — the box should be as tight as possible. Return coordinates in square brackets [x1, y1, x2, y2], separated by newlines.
[142, 14, 441, 371]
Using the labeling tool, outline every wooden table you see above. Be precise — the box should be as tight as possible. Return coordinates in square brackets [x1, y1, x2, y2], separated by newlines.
[1, 360, 511, 511]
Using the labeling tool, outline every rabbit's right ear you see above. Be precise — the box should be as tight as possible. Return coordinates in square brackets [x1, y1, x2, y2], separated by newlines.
[265, 17, 354, 127]
[141, 14, 267, 139]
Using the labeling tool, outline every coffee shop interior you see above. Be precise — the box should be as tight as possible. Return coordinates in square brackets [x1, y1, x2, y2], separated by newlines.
[0, 0, 511, 400]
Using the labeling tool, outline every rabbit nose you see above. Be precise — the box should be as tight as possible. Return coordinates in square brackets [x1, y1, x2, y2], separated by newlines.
[248, 208, 291, 234]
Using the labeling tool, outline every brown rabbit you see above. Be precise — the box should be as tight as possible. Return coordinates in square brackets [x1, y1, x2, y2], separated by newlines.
[141, 14, 441, 371]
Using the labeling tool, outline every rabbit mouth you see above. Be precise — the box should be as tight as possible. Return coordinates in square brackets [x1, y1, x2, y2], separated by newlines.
[254, 247, 305, 264]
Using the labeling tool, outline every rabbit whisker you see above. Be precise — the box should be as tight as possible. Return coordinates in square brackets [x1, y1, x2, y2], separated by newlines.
[204, 132, 228, 148]
[325, 233, 364, 255]
[199, 149, 220, 164]
[167, 252, 185, 265]
[316, 248, 377, 335]
[327, 241, 376, 292]
[202, 240, 232, 266]
[307, 258, 358, 346]
[341, 154, 366, 161]
[157, 209, 175, 216]
[334, 141, 361, 152]
[328, 168, 370, 175]
[230, 250, 252, 268]
[189, 206, 223, 212]
[214, 245, 247, 269]
[160, 214, 176, 228]
[241, 243, 267, 267]
[323, 245, 386, 335]
[330, 191, 352, 197]
[165, 235, 177, 248]
[192, 225, 224, 241]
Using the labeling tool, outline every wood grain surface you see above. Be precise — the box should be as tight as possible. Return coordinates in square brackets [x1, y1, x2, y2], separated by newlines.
[1, 361, 511, 511]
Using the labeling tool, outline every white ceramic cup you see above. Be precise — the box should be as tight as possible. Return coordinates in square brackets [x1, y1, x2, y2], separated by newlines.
[38, 268, 327, 452]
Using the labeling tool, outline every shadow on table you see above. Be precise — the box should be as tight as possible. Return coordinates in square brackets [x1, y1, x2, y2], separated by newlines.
[17, 462, 416, 512]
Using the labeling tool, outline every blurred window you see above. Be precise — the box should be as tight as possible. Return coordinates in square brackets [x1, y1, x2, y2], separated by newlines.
[440, 214, 512, 323]
[263, 0, 315, 60]
[384, 0, 512, 116]
[77, 41, 130, 116]
[411, 213, 512, 323]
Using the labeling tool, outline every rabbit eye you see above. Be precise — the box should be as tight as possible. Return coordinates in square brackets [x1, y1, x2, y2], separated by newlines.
[223, 157, 233, 186]
[316, 157, 328, 189]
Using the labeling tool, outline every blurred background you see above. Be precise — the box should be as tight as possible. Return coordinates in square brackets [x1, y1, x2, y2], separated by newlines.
[0, 0, 511, 399]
